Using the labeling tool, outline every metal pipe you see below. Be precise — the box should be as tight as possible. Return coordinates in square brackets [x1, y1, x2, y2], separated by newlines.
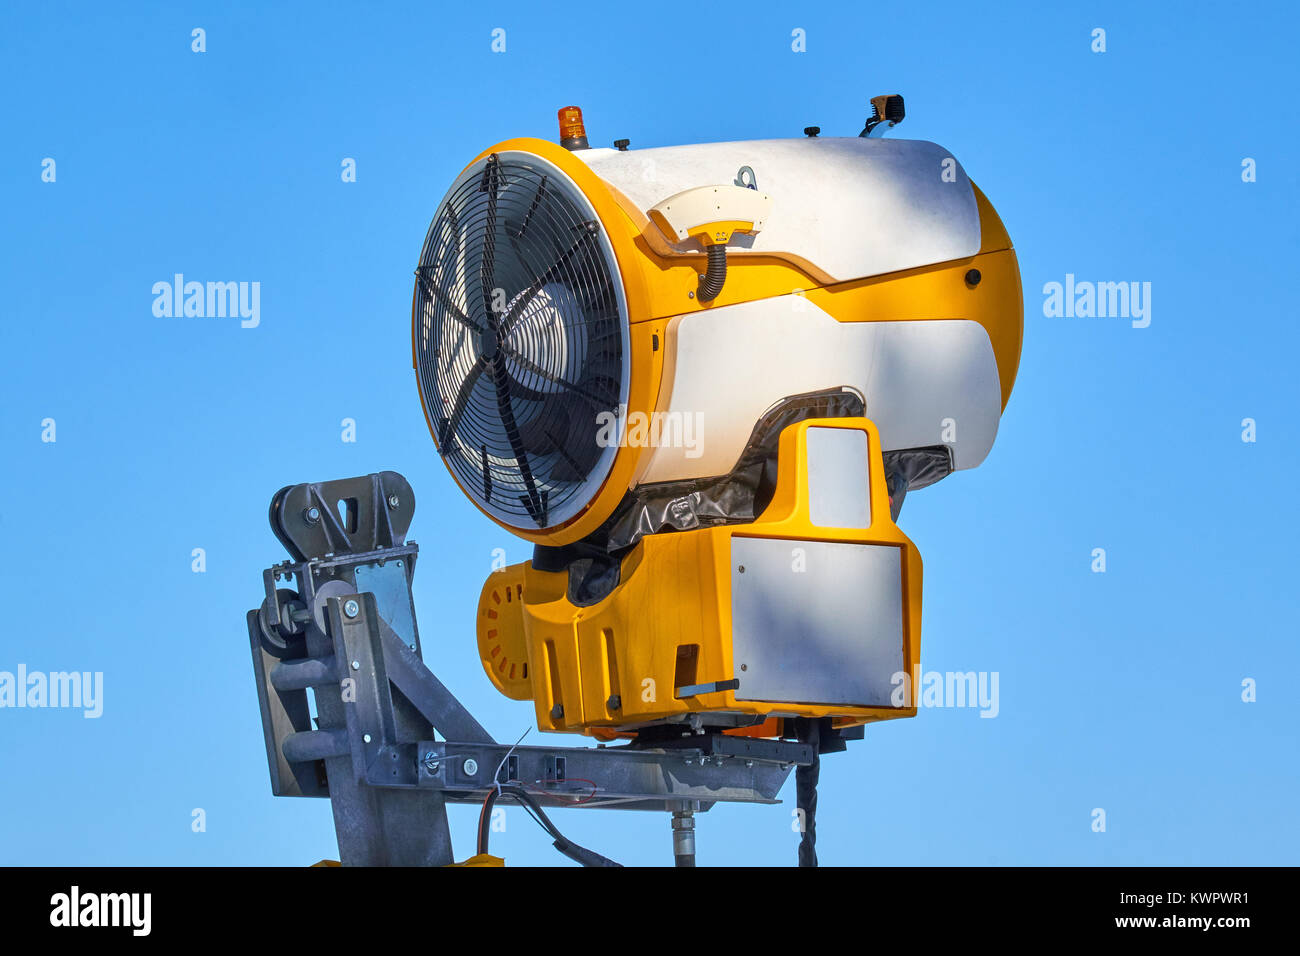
[282, 729, 349, 763]
[270, 656, 339, 692]
[671, 808, 696, 867]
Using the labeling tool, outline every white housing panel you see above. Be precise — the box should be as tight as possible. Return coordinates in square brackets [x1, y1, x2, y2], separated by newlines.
[731, 537, 905, 707]
[634, 297, 1002, 486]
[578, 138, 980, 282]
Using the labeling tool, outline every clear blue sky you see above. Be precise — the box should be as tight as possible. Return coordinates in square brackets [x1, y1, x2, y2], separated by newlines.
[2, 1, 1296, 866]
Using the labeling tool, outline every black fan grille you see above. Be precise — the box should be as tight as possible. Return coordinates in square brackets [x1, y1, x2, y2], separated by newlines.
[414, 153, 626, 528]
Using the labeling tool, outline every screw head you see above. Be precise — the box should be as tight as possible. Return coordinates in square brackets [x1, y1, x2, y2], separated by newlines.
[387, 494, 400, 509]
[965, 268, 982, 286]
[343, 599, 360, 618]
[303, 506, 321, 525]
[463, 758, 479, 776]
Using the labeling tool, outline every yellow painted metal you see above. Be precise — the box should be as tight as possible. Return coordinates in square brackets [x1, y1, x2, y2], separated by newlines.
[415, 137, 1023, 545]
[685, 220, 756, 246]
[448, 853, 506, 867]
[475, 417, 923, 738]
[476, 563, 533, 701]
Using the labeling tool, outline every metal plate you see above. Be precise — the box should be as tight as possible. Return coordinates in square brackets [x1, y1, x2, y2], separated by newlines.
[354, 561, 417, 649]
[731, 537, 904, 707]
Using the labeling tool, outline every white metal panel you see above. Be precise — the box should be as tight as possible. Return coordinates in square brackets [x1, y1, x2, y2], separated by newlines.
[805, 427, 872, 529]
[731, 538, 905, 707]
[578, 137, 980, 283]
[634, 297, 1001, 485]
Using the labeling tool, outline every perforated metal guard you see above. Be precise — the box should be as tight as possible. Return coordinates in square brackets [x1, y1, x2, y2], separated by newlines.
[414, 152, 627, 528]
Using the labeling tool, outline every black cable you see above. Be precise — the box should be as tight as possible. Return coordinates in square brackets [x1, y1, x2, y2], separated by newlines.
[795, 719, 822, 867]
[478, 785, 622, 867]
[796, 752, 819, 867]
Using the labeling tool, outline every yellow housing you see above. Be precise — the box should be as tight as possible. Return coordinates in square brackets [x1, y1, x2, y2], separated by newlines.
[476, 416, 922, 738]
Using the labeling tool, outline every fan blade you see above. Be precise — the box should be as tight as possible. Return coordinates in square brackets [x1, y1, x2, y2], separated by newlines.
[491, 357, 545, 524]
[499, 344, 609, 408]
[512, 175, 548, 240]
[416, 267, 482, 334]
[439, 354, 489, 448]
[498, 225, 597, 339]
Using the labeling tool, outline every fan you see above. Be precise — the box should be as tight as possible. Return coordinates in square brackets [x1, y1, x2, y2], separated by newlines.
[413, 152, 628, 529]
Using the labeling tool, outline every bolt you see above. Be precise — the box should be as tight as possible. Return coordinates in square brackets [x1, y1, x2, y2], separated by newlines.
[303, 506, 321, 525]
[363, 733, 372, 743]
[607, 694, 622, 711]
[343, 599, 360, 618]
[387, 494, 400, 509]
[745, 760, 754, 768]
[351, 660, 360, 671]
[550, 703, 564, 721]
[463, 758, 479, 776]
[965, 268, 982, 287]
[738, 565, 745, 573]
[395, 560, 402, 567]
